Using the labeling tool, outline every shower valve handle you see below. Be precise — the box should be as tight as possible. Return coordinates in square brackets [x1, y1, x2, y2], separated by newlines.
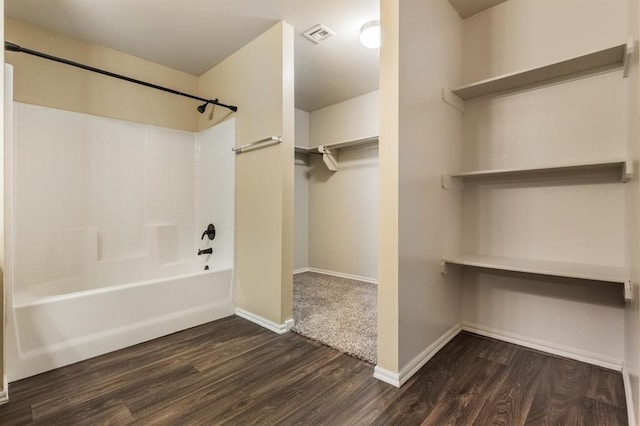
[201, 224, 216, 240]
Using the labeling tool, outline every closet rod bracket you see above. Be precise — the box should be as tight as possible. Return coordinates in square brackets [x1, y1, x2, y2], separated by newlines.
[318, 145, 338, 171]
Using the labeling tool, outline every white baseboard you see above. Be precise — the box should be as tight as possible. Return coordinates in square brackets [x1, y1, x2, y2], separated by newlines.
[0, 375, 8, 405]
[398, 322, 462, 386]
[462, 322, 623, 371]
[373, 366, 401, 387]
[305, 267, 378, 284]
[373, 322, 463, 388]
[293, 267, 310, 275]
[623, 365, 637, 426]
[235, 308, 294, 335]
[374, 321, 625, 393]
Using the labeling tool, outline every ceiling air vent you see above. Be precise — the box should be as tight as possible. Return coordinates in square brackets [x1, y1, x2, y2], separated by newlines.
[303, 24, 335, 44]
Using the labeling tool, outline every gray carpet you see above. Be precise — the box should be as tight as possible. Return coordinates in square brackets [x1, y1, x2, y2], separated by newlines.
[292, 272, 377, 364]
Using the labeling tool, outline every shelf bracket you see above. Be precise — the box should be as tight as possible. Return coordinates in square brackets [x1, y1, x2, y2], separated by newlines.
[623, 37, 635, 79]
[440, 260, 450, 275]
[318, 145, 338, 172]
[622, 160, 634, 183]
[441, 175, 463, 190]
[624, 280, 634, 302]
[441, 88, 465, 112]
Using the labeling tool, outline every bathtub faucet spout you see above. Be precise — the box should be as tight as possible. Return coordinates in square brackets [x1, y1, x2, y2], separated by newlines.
[198, 248, 213, 256]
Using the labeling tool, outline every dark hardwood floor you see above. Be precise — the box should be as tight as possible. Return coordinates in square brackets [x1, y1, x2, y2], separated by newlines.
[0, 316, 628, 425]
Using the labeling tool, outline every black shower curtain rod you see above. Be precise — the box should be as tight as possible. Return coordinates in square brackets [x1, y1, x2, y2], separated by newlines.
[4, 41, 238, 113]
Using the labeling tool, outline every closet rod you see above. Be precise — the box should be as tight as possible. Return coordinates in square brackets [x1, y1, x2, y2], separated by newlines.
[4, 41, 238, 113]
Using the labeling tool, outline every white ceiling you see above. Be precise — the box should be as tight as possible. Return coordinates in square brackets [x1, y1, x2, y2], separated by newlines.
[5, 0, 380, 112]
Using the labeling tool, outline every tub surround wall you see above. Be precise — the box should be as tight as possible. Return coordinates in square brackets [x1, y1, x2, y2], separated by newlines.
[6, 104, 235, 380]
[198, 22, 295, 327]
[196, 123, 236, 271]
[11, 103, 233, 290]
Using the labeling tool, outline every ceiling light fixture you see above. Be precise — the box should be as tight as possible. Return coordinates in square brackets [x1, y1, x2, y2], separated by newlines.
[360, 20, 380, 49]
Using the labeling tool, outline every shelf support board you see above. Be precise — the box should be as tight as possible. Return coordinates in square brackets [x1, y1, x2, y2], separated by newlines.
[441, 174, 463, 190]
[441, 88, 465, 112]
[623, 160, 634, 183]
[443, 160, 633, 185]
[440, 260, 453, 275]
[624, 280, 634, 302]
[623, 37, 634, 78]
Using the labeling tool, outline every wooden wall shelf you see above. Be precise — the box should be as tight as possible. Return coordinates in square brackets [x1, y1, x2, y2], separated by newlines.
[441, 253, 627, 284]
[442, 159, 633, 189]
[446, 40, 631, 103]
[295, 135, 378, 155]
[295, 136, 378, 172]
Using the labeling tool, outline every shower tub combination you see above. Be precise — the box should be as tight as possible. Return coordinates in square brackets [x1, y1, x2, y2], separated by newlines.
[6, 95, 236, 380]
[11, 261, 233, 381]
[8, 227, 234, 381]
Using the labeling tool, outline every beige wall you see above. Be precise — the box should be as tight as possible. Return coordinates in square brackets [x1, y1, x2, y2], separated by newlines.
[462, 0, 627, 84]
[0, 1, 5, 400]
[379, 0, 629, 385]
[5, 18, 198, 132]
[295, 109, 310, 148]
[460, 0, 628, 366]
[307, 146, 378, 280]
[294, 109, 310, 271]
[294, 153, 309, 271]
[304, 91, 379, 280]
[377, 0, 400, 374]
[397, 0, 463, 368]
[377, 0, 464, 378]
[198, 22, 295, 324]
[626, 0, 640, 421]
[309, 90, 379, 147]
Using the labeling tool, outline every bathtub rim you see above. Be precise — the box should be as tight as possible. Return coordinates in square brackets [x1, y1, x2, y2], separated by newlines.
[13, 266, 233, 309]
[7, 267, 236, 381]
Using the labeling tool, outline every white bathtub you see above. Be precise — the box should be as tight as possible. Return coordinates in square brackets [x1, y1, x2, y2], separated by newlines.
[7, 265, 234, 381]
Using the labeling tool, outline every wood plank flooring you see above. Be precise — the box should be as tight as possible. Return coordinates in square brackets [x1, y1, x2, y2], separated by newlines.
[0, 315, 628, 425]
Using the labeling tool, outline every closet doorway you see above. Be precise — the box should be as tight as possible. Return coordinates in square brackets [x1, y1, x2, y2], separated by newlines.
[292, 93, 379, 364]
